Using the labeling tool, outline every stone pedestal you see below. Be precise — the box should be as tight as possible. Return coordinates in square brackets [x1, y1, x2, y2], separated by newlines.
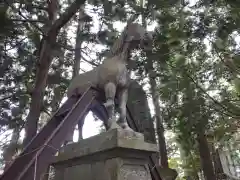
[51, 128, 158, 180]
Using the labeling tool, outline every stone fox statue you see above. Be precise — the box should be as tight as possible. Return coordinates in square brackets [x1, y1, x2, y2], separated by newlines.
[66, 22, 152, 139]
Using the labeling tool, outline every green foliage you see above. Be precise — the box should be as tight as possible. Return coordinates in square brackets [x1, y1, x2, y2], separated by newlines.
[1, 0, 240, 177]
[141, 0, 240, 177]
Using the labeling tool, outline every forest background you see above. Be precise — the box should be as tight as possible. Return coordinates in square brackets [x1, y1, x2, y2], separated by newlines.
[1, 0, 240, 179]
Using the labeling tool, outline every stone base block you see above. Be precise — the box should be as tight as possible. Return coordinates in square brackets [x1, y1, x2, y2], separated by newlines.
[51, 128, 158, 180]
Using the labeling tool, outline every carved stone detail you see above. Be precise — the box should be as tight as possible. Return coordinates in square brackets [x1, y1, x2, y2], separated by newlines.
[119, 164, 151, 180]
[51, 129, 158, 180]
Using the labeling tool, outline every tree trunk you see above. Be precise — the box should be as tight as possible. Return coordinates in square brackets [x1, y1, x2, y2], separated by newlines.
[127, 80, 159, 166]
[140, 9, 168, 166]
[50, 86, 63, 113]
[197, 130, 216, 180]
[23, 0, 58, 146]
[3, 127, 20, 171]
[179, 143, 199, 180]
[73, 10, 84, 77]
[145, 52, 169, 168]
[127, 80, 156, 144]
[209, 142, 226, 179]
[23, 0, 87, 147]
[66, 9, 84, 143]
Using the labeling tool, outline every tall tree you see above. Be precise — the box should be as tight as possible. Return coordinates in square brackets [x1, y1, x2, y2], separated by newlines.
[127, 80, 156, 144]
[23, 0, 87, 146]
[1, 0, 240, 177]
[65, 7, 89, 143]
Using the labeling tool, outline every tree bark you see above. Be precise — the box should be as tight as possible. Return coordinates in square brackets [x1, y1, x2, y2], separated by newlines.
[151, 78, 169, 168]
[23, 0, 87, 147]
[146, 52, 169, 168]
[127, 80, 156, 144]
[67, 9, 85, 143]
[73, 10, 84, 77]
[141, 9, 168, 167]
[209, 142, 226, 179]
[179, 143, 199, 180]
[197, 130, 216, 180]
[127, 80, 159, 166]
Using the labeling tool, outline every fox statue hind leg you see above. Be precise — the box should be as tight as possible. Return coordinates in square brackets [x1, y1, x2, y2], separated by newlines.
[116, 88, 133, 131]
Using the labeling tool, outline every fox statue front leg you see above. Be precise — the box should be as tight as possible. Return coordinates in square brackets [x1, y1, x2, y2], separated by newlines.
[117, 88, 134, 131]
[103, 82, 121, 130]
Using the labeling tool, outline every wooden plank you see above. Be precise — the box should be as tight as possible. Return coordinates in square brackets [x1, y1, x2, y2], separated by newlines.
[0, 88, 97, 180]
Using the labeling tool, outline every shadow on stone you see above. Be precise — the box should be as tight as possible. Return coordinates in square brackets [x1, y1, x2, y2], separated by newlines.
[157, 166, 178, 180]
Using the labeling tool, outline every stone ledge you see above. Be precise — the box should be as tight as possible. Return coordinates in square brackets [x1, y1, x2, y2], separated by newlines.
[52, 128, 158, 164]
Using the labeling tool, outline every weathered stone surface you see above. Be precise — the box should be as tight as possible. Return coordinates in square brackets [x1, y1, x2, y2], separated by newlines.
[120, 164, 149, 180]
[91, 161, 106, 180]
[118, 158, 151, 180]
[51, 128, 158, 180]
[105, 158, 119, 180]
[52, 128, 158, 164]
[64, 164, 92, 180]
